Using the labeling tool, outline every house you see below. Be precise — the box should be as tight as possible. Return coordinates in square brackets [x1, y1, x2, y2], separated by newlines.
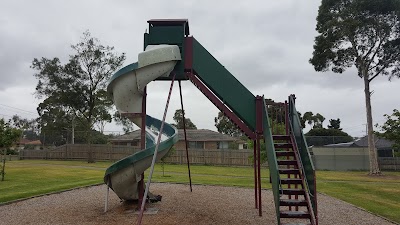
[12, 138, 42, 151]
[311, 135, 395, 170]
[324, 135, 395, 157]
[109, 129, 244, 150]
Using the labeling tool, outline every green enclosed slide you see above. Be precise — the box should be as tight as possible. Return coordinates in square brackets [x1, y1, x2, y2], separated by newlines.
[104, 45, 181, 200]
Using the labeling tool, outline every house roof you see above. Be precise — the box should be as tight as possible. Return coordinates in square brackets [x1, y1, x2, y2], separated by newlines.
[324, 135, 394, 149]
[352, 135, 394, 149]
[109, 129, 237, 142]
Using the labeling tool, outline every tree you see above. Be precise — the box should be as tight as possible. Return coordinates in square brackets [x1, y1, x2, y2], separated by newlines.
[114, 112, 135, 134]
[10, 115, 40, 140]
[313, 113, 326, 128]
[214, 111, 242, 137]
[32, 31, 125, 150]
[328, 118, 342, 130]
[306, 128, 353, 146]
[377, 109, 400, 155]
[303, 111, 315, 128]
[0, 118, 22, 181]
[310, 0, 400, 174]
[172, 109, 197, 129]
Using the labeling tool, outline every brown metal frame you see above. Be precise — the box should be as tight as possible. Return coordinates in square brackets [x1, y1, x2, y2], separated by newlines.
[178, 80, 193, 192]
[138, 87, 147, 210]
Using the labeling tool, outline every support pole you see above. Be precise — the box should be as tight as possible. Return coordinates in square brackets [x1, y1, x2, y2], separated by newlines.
[178, 81, 192, 192]
[253, 139, 258, 209]
[255, 96, 263, 216]
[137, 75, 176, 225]
[138, 87, 147, 211]
[257, 135, 262, 216]
[104, 179, 110, 213]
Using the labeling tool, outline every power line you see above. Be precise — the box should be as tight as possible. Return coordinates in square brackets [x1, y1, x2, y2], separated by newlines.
[0, 104, 37, 116]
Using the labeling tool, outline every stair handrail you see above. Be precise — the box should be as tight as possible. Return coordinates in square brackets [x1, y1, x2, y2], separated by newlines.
[262, 97, 283, 223]
[287, 95, 318, 225]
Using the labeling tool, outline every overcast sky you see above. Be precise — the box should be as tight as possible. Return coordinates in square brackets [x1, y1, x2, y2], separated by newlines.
[1, 0, 399, 137]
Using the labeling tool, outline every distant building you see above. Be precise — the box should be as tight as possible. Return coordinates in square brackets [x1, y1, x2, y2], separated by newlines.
[12, 138, 42, 151]
[109, 129, 245, 150]
[324, 135, 395, 157]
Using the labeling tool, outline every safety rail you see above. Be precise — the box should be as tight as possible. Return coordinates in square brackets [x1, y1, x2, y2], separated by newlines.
[288, 95, 317, 223]
[262, 97, 282, 223]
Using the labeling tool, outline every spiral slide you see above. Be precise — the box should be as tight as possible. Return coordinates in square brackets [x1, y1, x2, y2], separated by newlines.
[104, 45, 181, 200]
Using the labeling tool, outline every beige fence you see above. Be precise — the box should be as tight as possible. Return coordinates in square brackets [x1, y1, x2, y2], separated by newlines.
[164, 149, 253, 166]
[19, 144, 141, 161]
[19, 144, 253, 166]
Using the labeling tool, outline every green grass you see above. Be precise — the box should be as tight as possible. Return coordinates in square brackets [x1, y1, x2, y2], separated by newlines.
[0, 160, 110, 203]
[316, 171, 400, 223]
[1, 160, 399, 223]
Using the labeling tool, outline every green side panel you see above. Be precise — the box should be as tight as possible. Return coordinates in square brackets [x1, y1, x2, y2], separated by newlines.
[104, 115, 178, 179]
[263, 98, 281, 225]
[192, 38, 256, 131]
[288, 97, 317, 216]
[144, 25, 187, 80]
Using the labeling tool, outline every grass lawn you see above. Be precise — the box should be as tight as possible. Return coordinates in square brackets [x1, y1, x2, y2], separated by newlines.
[317, 170, 400, 223]
[1, 160, 399, 223]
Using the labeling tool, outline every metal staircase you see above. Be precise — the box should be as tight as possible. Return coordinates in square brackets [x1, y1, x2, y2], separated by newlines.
[266, 96, 318, 225]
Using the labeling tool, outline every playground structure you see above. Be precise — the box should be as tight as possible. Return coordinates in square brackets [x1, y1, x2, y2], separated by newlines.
[104, 19, 317, 225]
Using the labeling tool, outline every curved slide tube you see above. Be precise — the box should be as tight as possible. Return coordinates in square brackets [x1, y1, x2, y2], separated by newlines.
[104, 45, 181, 200]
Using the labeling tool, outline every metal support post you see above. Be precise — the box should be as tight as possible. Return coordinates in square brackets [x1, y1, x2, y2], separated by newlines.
[178, 81, 192, 192]
[138, 75, 176, 225]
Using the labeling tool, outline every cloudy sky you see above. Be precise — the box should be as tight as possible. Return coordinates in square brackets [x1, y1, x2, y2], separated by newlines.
[1, 0, 399, 137]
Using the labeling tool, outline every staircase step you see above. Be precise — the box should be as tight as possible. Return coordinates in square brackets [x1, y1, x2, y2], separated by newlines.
[279, 169, 300, 175]
[280, 188, 305, 195]
[273, 135, 291, 141]
[281, 178, 302, 185]
[276, 151, 295, 157]
[277, 160, 297, 166]
[280, 199, 308, 206]
[274, 143, 293, 149]
[282, 223, 311, 225]
[280, 210, 311, 219]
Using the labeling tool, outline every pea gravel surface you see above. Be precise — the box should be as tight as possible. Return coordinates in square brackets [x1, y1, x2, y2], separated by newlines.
[0, 183, 395, 225]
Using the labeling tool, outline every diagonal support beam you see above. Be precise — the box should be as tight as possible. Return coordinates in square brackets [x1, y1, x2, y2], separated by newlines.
[186, 72, 256, 140]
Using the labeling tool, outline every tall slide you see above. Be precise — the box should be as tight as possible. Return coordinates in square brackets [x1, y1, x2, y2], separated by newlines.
[104, 45, 181, 200]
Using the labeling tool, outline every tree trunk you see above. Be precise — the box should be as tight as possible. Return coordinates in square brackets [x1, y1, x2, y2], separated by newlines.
[363, 75, 381, 175]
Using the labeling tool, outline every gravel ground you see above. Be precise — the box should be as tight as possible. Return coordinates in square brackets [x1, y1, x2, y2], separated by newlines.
[0, 183, 395, 225]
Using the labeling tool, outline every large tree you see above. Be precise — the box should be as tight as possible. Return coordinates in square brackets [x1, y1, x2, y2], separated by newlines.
[214, 111, 242, 137]
[172, 109, 197, 129]
[310, 0, 400, 174]
[32, 31, 125, 147]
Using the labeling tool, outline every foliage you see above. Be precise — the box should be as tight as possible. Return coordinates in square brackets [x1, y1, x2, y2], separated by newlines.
[172, 109, 197, 129]
[328, 118, 342, 130]
[32, 31, 125, 145]
[310, 0, 400, 174]
[214, 111, 242, 137]
[0, 119, 22, 149]
[113, 112, 135, 134]
[377, 109, 400, 151]
[9, 115, 40, 140]
[0, 119, 22, 181]
[306, 128, 353, 146]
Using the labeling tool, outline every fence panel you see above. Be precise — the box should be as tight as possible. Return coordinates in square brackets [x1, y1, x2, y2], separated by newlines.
[19, 145, 254, 166]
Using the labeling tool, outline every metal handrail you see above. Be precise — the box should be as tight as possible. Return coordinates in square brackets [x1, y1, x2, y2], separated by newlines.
[288, 118, 314, 198]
